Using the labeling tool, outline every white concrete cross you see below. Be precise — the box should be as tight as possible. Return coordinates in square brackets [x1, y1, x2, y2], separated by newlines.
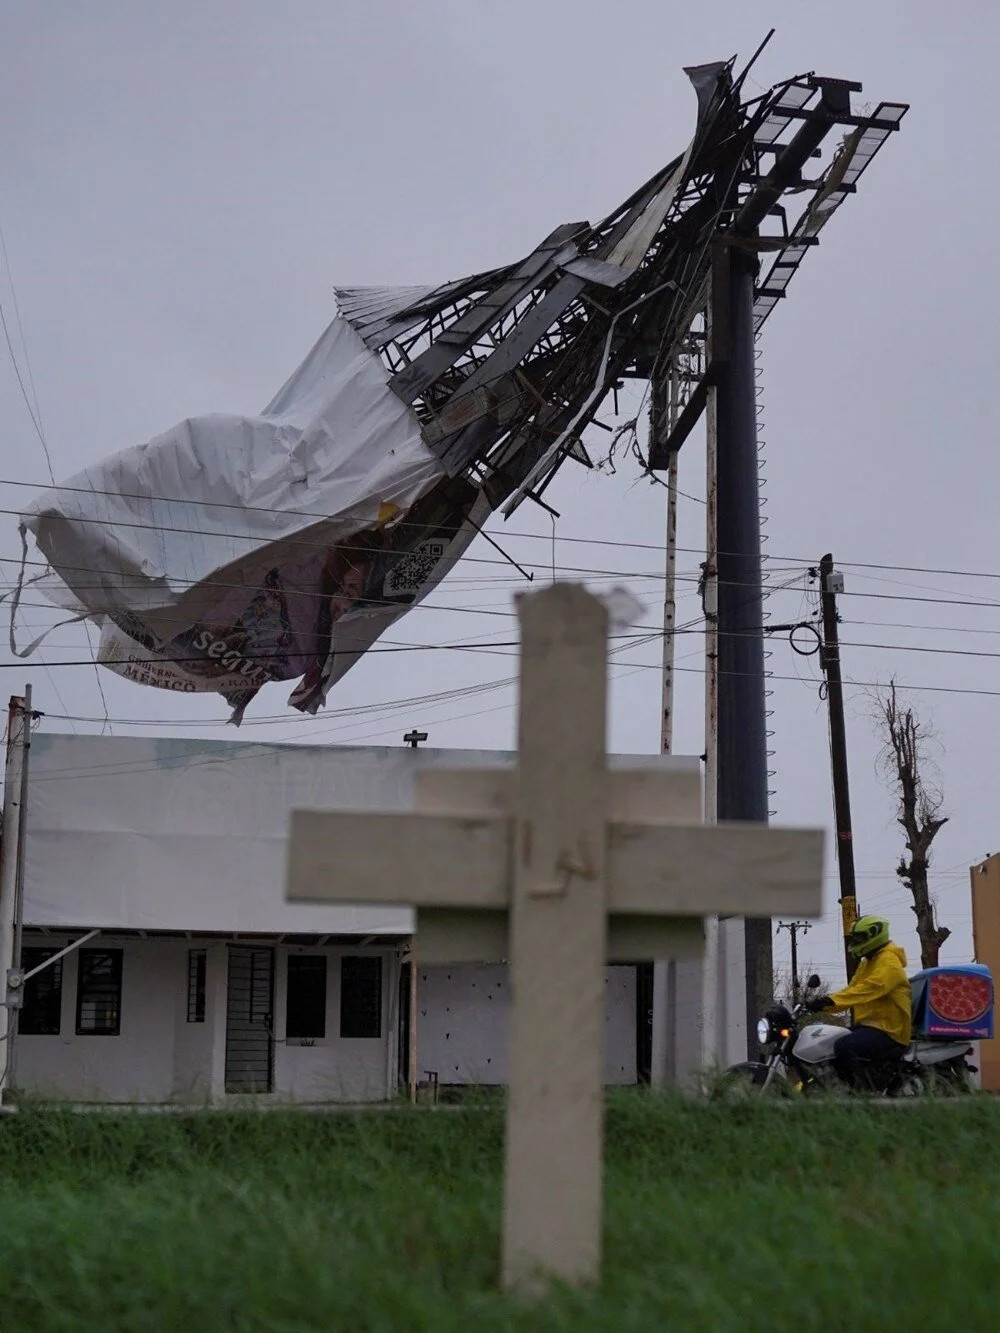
[286, 583, 822, 1293]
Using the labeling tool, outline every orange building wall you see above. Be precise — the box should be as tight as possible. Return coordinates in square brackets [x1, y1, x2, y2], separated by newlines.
[970, 854, 1000, 1092]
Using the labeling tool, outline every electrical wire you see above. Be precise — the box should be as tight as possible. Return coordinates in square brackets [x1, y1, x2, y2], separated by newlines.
[844, 589, 1000, 612]
[11, 470, 1000, 587]
[24, 634, 690, 784]
[22, 625, 1000, 670]
[22, 652, 1000, 781]
[843, 617, 1000, 639]
[37, 608, 707, 729]
[0, 504, 820, 594]
[0, 224, 111, 732]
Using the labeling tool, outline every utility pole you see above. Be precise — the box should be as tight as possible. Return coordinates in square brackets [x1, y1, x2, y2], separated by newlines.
[402, 725, 427, 1099]
[701, 314, 721, 1070]
[648, 358, 681, 1086]
[657, 362, 681, 759]
[650, 319, 728, 1077]
[818, 554, 859, 980]
[776, 919, 811, 1004]
[1, 687, 32, 1105]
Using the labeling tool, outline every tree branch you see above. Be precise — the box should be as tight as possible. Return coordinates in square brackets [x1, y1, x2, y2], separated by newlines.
[875, 679, 951, 969]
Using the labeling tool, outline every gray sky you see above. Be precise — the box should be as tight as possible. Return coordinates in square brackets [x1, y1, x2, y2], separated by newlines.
[2, 1, 998, 984]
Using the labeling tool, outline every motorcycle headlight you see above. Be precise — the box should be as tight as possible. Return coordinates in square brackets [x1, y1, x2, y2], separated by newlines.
[756, 1017, 770, 1046]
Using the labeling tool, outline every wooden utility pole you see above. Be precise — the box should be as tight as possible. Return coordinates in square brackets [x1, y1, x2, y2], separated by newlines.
[657, 362, 681, 760]
[0, 687, 32, 1105]
[649, 358, 681, 1086]
[701, 314, 721, 1067]
[818, 554, 859, 979]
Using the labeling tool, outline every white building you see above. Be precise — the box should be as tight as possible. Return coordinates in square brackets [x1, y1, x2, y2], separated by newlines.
[11, 734, 705, 1105]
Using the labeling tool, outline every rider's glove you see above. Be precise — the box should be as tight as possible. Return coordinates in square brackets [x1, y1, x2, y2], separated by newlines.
[805, 997, 835, 1014]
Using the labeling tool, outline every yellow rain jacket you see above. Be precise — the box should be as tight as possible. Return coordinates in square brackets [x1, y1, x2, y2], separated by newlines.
[827, 943, 912, 1046]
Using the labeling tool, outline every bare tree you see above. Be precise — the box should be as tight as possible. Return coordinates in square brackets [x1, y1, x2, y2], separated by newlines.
[770, 964, 846, 1028]
[876, 680, 950, 968]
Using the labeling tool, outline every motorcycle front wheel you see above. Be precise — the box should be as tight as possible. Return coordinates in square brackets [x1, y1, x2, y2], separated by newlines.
[711, 1061, 772, 1101]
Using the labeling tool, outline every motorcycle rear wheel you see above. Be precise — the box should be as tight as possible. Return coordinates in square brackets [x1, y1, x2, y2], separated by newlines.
[920, 1061, 976, 1096]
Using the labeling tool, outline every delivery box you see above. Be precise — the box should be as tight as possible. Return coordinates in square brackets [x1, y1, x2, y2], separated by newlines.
[910, 964, 994, 1041]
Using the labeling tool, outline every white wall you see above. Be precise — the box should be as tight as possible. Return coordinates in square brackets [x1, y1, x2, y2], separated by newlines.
[23, 736, 700, 939]
[20, 736, 713, 1089]
[650, 958, 705, 1089]
[24, 735, 524, 934]
[16, 935, 185, 1103]
[15, 940, 651, 1103]
[415, 964, 638, 1085]
[15, 936, 400, 1105]
[171, 941, 221, 1102]
[272, 945, 399, 1103]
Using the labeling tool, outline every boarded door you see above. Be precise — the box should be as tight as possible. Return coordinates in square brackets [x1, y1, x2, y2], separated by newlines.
[225, 946, 274, 1093]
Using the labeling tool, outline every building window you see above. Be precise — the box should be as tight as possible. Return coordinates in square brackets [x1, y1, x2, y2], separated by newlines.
[286, 955, 327, 1040]
[76, 949, 123, 1036]
[340, 956, 382, 1039]
[187, 949, 207, 1023]
[18, 947, 63, 1036]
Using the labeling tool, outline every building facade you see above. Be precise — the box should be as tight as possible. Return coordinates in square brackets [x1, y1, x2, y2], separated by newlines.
[970, 853, 1000, 1091]
[11, 734, 681, 1104]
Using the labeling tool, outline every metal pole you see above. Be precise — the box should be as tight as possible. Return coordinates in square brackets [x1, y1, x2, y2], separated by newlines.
[714, 244, 772, 1056]
[21, 928, 101, 982]
[712, 85, 855, 1051]
[701, 344, 720, 1070]
[819, 553, 859, 980]
[0, 693, 28, 1105]
[407, 945, 418, 1104]
[12, 684, 31, 977]
[649, 362, 680, 1085]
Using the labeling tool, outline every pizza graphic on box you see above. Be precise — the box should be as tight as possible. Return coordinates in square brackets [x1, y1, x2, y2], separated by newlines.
[928, 972, 992, 1025]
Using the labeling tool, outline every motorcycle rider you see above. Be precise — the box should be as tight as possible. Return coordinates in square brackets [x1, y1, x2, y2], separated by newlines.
[805, 915, 911, 1090]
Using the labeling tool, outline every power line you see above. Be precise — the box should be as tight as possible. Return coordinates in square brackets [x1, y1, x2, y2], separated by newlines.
[0, 553, 803, 620]
[25, 643, 700, 784]
[0, 225, 47, 451]
[0, 515, 811, 585]
[13, 641, 1000, 706]
[844, 617, 1000, 639]
[0, 312, 48, 469]
[844, 589, 1000, 611]
[836, 638, 1000, 663]
[10, 470, 1000, 586]
[38, 619, 708, 730]
[0, 628, 663, 672]
[16, 592, 1000, 652]
[25, 621, 1000, 667]
[0, 223, 112, 732]
[47, 681, 521, 729]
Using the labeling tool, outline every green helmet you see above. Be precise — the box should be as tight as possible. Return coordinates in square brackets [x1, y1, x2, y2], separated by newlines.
[848, 915, 890, 959]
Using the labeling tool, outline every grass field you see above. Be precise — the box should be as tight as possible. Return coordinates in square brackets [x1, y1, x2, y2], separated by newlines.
[0, 1092, 998, 1331]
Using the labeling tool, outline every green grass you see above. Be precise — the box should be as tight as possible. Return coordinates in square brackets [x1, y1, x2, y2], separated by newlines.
[1, 1092, 999, 1331]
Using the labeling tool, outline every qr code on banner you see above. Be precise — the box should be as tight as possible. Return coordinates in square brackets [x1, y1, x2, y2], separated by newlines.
[386, 540, 447, 593]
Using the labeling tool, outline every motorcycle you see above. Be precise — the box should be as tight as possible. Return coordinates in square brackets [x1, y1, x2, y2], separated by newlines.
[723, 974, 978, 1097]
